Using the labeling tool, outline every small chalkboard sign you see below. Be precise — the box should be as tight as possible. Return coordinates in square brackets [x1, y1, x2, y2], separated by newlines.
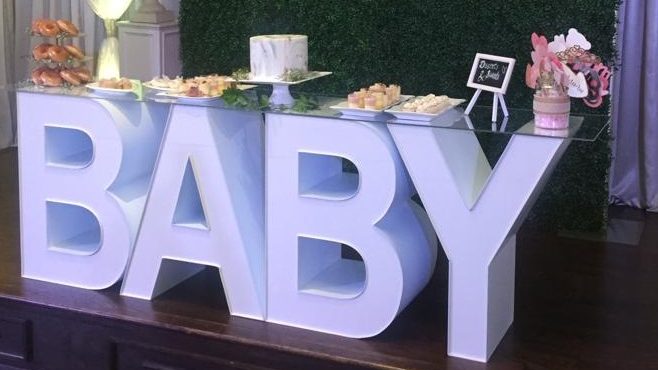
[464, 53, 516, 121]
[467, 53, 515, 93]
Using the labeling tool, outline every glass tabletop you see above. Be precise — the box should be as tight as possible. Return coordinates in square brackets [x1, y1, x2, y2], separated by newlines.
[6, 84, 609, 142]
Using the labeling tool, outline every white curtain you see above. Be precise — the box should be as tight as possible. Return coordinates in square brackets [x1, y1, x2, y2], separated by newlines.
[1, 0, 16, 149]
[0, 0, 105, 149]
[127, 0, 180, 19]
[609, 0, 658, 210]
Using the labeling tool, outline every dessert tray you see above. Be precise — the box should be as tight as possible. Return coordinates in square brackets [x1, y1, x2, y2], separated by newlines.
[384, 97, 466, 121]
[86, 82, 134, 96]
[237, 71, 332, 86]
[238, 71, 332, 107]
[158, 93, 221, 102]
[143, 81, 177, 92]
[330, 95, 413, 118]
[156, 84, 258, 102]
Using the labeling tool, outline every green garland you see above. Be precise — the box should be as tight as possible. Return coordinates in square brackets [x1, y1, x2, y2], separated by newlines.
[180, 0, 619, 231]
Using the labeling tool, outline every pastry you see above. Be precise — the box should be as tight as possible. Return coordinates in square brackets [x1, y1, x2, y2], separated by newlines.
[346, 83, 402, 109]
[60, 69, 81, 86]
[99, 78, 133, 90]
[31, 66, 49, 84]
[72, 67, 92, 83]
[47, 45, 69, 63]
[369, 83, 386, 94]
[117, 78, 132, 89]
[40, 69, 63, 87]
[31, 19, 46, 34]
[98, 79, 115, 88]
[372, 92, 386, 109]
[63, 44, 85, 60]
[386, 84, 401, 102]
[56, 19, 79, 36]
[347, 93, 360, 108]
[32, 43, 52, 61]
[402, 94, 451, 113]
[38, 20, 60, 37]
[364, 95, 377, 109]
[147, 75, 183, 90]
[172, 75, 235, 97]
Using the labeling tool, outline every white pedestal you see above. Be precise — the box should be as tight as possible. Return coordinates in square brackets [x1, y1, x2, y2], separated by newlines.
[117, 21, 181, 80]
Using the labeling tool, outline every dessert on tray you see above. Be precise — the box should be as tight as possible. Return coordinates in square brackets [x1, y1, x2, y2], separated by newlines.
[347, 83, 402, 110]
[401, 94, 452, 113]
[249, 35, 308, 80]
[98, 78, 133, 90]
[146, 75, 184, 91]
[177, 75, 236, 97]
[384, 93, 466, 122]
[148, 75, 237, 97]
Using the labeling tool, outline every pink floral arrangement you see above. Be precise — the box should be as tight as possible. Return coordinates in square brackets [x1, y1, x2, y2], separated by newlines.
[525, 33, 569, 97]
[526, 29, 611, 108]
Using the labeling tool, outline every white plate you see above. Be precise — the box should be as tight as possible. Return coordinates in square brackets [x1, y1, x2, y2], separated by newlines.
[238, 71, 332, 85]
[385, 97, 466, 121]
[158, 84, 258, 102]
[143, 81, 178, 92]
[158, 93, 221, 102]
[330, 95, 413, 117]
[86, 82, 134, 95]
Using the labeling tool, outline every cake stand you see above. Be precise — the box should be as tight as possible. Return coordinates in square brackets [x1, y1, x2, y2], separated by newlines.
[238, 72, 332, 107]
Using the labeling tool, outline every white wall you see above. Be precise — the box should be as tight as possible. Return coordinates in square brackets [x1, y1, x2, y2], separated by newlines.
[128, 0, 180, 19]
[160, 0, 180, 18]
[0, 1, 16, 148]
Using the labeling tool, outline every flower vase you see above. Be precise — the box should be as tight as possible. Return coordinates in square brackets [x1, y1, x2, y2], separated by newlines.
[533, 94, 570, 130]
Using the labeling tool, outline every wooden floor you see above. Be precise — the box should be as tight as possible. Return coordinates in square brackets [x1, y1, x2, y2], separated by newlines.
[1, 147, 658, 370]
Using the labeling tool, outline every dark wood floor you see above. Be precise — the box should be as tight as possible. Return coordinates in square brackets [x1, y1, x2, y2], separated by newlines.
[1, 146, 658, 370]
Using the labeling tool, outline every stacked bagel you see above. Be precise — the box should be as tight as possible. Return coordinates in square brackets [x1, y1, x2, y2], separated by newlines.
[30, 19, 92, 87]
[31, 19, 79, 37]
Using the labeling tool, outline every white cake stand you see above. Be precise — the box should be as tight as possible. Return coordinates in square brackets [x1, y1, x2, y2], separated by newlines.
[239, 71, 332, 107]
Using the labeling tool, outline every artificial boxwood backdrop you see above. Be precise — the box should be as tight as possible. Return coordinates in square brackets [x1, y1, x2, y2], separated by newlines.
[179, 0, 619, 231]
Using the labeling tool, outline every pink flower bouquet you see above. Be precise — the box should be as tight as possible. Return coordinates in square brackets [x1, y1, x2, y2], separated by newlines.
[527, 28, 611, 108]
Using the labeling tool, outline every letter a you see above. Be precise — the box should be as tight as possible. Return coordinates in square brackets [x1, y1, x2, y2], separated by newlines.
[121, 106, 266, 320]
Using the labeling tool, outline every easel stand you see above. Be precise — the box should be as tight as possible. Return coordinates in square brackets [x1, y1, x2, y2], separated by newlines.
[464, 89, 509, 122]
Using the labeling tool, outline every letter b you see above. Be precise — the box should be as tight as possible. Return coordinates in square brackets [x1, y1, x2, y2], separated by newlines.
[265, 114, 437, 337]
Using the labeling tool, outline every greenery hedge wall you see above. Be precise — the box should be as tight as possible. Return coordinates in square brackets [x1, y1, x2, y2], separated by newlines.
[180, 0, 619, 231]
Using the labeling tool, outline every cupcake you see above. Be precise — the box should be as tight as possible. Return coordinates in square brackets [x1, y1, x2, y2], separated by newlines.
[386, 84, 401, 102]
[369, 83, 386, 94]
[372, 92, 386, 109]
[347, 92, 361, 108]
[364, 94, 377, 109]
